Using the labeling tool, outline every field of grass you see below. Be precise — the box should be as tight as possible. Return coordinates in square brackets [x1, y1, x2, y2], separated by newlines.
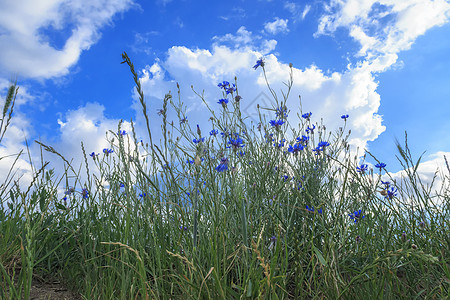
[1, 53, 449, 299]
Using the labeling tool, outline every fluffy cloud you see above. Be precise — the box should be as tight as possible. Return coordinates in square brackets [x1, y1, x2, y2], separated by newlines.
[0, 0, 134, 79]
[264, 18, 290, 34]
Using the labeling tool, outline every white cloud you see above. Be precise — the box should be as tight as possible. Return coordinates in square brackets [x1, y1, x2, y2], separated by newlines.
[302, 5, 311, 19]
[284, 2, 311, 22]
[317, 0, 450, 65]
[264, 18, 290, 35]
[0, 0, 134, 79]
[212, 26, 277, 54]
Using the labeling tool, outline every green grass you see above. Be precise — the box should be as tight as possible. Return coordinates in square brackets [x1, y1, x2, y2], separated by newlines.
[1, 53, 449, 299]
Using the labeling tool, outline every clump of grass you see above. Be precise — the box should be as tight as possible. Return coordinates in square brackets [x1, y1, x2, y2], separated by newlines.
[1, 54, 449, 299]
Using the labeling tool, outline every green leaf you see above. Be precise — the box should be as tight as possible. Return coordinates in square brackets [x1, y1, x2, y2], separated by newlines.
[313, 246, 328, 267]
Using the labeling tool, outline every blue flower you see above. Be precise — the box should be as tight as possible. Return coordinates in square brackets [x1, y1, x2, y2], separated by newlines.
[386, 186, 397, 200]
[218, 81, 230, 89]
[218, 98, 229, 106]
[179, 225, 189, 231]
[274, 139, 285, 148]
[341, 114, 349, 120]
[186, 159, 194, 164]
[306, 205, 314, 212]
[356, 164, 368, 173]
[82, 188, 89, 199]
[226, 84, 236, 94]
[253, 58, 264, 69]
[349, 210, 365, 223]
[118, 130, 127, 136]
[288, 143, 304, 154]
[180, 116, 188, 124]
[302, 112, 312, 119]
[215, 157, 229, 172]
[139, 193, 146, 198]
[210, 129, 219, 136]
[89, 152, 97, 158]
[269, 119, 285, 128]
[297, 135, 309, 145]
[375, 162, 386, 170]
[193, 137, 205, 144]
[306, 125, 315, 134]
[103, 148, 113, 155]
[276, 105, 288, 119]
[228, 136, 245, 149]
[318, 141, 330, 149]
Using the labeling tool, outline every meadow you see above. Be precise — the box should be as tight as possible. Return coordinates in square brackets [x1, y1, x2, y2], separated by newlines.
[0, 53, 449, 299]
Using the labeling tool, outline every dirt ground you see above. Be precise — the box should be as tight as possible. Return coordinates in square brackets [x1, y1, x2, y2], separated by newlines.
[27, 279, 81, 300]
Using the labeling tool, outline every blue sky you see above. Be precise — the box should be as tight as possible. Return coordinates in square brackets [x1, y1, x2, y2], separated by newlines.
[1, 0, 450, 186]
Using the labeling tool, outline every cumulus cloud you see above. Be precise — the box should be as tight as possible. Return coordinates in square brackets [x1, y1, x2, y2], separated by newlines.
[264, 18, 290, 35]
[317, 0, 450, 64]
[212, 26, 277, 54]
[0, 0, 134, 79]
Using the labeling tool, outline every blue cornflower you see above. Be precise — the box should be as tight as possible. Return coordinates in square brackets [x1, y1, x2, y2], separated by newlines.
[318, 141, 330, 150]
[306, 205, 314, 212]
[179, 225, 189, 231]
[180, 116, 188, 124]
[375, 163, 386, 170]
[120, 183, 125, 188]
[103, 148, 113, 155]
[218, 81, 230, 89]
[270, 235, 277, 242]
[274, 139, 285, 148]
[139, 193, 146, 198]
[349, 210, 365, 223]
[228, 136, 245, 149]
[215, 157, 229, 172]
[356, 164, 368, 173]
[118, 130, 127, 136]
[276, 105, 288, 119]
[193, 137, 205, 144]
[269, 119, 285, 128]
[218, 98, 228, 106]
[210, 129, 219, 136]
[288, 143, 304, 154]
[265, 133, 274, 143]
[226, 84, 236, 94]
[381, 180, 390, 187]
[64, 187, 75, 195]
[82, 188, 89, 199]
[306, 125, 315, 134]
[386, 186, 397, 200]
[186, 159, 194, 164]
[302, 112, 312, 119]
[297, 135, 309, 145]
[89, 152, 97, 158]
[237, 151, 245, 157]
[341, 114, 349, 120]
[283, 175, 289, 182]
[253, 58, 264, 69]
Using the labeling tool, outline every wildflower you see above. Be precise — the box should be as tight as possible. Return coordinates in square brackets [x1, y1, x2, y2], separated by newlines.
[238, 150, 245, 157]
[386, 186, 397, 200]
[356, 164, 368, 174]
[186, 159, 194, 164]
[276, 105, 288, 119]
[288, 143, 304, 154]
[226, 84, 236, 94]
[270, 235, 277, 243]
[179, 225, 189, 231]
[381, 180, 391, 187]
[269, 119, 284, 128]
[82, 188, 89, 199]
[349, 210, 365, 223]
[306, 205, 314, 212]
[139, 193, 146, 198]
[65, 187, 75, 195]
[306, 125, 315, 134]
[118, 130, 127, 136]
[210, 129, 219, 136]
[302, 112, 312, 120]
[217, 81, 231, 90]
[157, 108, 164, 116]
[235, 95, 242, 102]
[317, 141, 330, 150]
[218, 98, 228, 107]
[341, 114, 349, 120]
[297, 135, 309, 145]
[215, 157, 229, 172]
[180, 116, 188, 124]
[375, 162, 386, 170]
[120, 183, 125, 188]
[103, 148, 113, 155]
[89, 152, 97, 159]
[253, 58, 264, 69]
[227, 136, 245, 149]
[193, 137, 205, 144]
